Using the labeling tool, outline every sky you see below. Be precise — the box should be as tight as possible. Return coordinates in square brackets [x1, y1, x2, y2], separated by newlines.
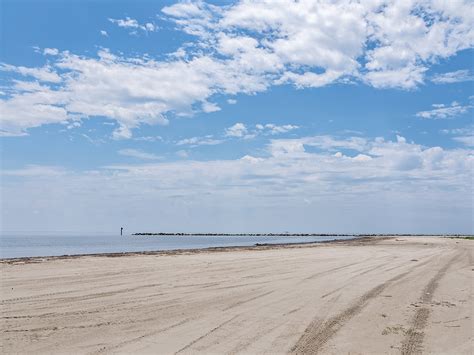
[0, 0, 473, 234]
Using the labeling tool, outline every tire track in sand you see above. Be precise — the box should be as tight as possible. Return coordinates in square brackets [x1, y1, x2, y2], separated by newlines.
[223, 290, 274, 311]
[290, 256, 437, 354]
[94, 317, 194, 354]
[174, 315, 239, 354]
[400, 251, 461, 355]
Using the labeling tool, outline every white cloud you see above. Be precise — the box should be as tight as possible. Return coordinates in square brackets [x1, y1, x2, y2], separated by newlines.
[227, 98, 237, 104]
[162, 1, 213, 19]
[1, 1, 473, 136]
[440, 126, 473, 136]
[269, 136, 367, 156]
[112, 125, 133, 140]
[440, 125, 474, 147]
[176, 135, 223, 147]
[134, 135, 163, 142]
[118, 148, 161, 160]
[416, 101, 472, 119]
[352, 154, 372, 162]
[453, 136, 474, 147]
[165, 0, 473, 89]
[0, 63, 62, 83]
[177, 122, 295, 144]
[264, 124, 299, 135]
[220, 1, 366, 73]
[362, 1, 473, 89]
[162, 1, 219, 37]
[3, 135, 472, 233]
[100, 30, 109, 37]
[108, 17, 157, 36]
[109, 17, 139, 28]
[225, 122, 298, 139]
[201, 101, 220, 113]
[2, 165, 67, 177]
[240, 155, 263, 163]
[170, 47, 187, 59]
[43, 48, 59, 56]
[176, 149, 189, 158]
[109, 17, 157, 34]
[225, 122, 247, 137]
[0, 82, 68, 136]
[363, 64, 427, 89]
[432, 70, 473, 84]
[66, 121, 81, 129]
[1, 47, 276, 136]
[278, 70, 344, 88]
[145, 23, 155, 32]
[9, 136, 471, 186]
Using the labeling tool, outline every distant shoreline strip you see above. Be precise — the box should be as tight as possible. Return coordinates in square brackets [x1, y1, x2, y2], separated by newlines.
[132, 233, 354, 236]
[1, 236, 365, 263]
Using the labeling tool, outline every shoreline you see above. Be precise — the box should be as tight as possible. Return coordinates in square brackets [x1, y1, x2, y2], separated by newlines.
[1, 235, 471, 264]
[132, 232, 356, 236]
[0, 235, 367, 264]
[132, 232, 469, 236]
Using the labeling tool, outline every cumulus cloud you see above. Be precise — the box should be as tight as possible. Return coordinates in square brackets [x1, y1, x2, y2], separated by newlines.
[363, 1, 473, 88]
[1, 1, 473, 137]
[225, 123, 299, 139]
[109, 17, 156, 34]
[225, 123, 247, 137]
[100, 30, 108, 37]
[0, 82, 69, 136]
[3, 135, 472, 232]
[363, 65, 427, 89]
[109, 17, 139, 28]
[278, 70, 345, 88]
[165, 0, 473, 89]
[161, 1, 220, 37]
[40, 135, 474, 186]
[43, 48, 59, 56]
[432, 70, 474, 84]
[144, 23, 155, 32]
[416, 101, 472, 119]
[0, 63, 62, 83]
[201, 101, 220, 113]
[7, 135, 472, 190]
[1, 47, 273, 136]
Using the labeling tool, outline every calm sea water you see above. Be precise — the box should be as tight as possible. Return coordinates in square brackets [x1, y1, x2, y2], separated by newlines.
[0, 234, 356, 259]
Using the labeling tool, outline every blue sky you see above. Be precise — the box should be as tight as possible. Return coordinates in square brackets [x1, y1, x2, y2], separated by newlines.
[1, 0, 473, 234]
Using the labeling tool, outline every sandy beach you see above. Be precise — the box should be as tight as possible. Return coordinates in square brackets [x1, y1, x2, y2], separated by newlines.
[0, 237, 472, 354]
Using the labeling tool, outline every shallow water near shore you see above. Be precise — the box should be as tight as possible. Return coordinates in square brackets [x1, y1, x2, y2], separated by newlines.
[0, 233, 357, 259]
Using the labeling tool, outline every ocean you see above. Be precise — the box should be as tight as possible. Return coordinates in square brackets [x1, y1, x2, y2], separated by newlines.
[0, 233, 356, 259]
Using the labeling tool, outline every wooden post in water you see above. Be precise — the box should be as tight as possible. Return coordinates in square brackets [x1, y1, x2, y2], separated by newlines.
[121, 227, 123, 236]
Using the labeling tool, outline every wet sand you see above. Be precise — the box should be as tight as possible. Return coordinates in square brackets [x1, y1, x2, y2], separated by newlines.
[0, 237, 472, 354]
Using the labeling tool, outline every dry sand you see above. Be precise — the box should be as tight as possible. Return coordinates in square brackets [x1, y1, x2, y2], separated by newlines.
[0, 237, 472, 354]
